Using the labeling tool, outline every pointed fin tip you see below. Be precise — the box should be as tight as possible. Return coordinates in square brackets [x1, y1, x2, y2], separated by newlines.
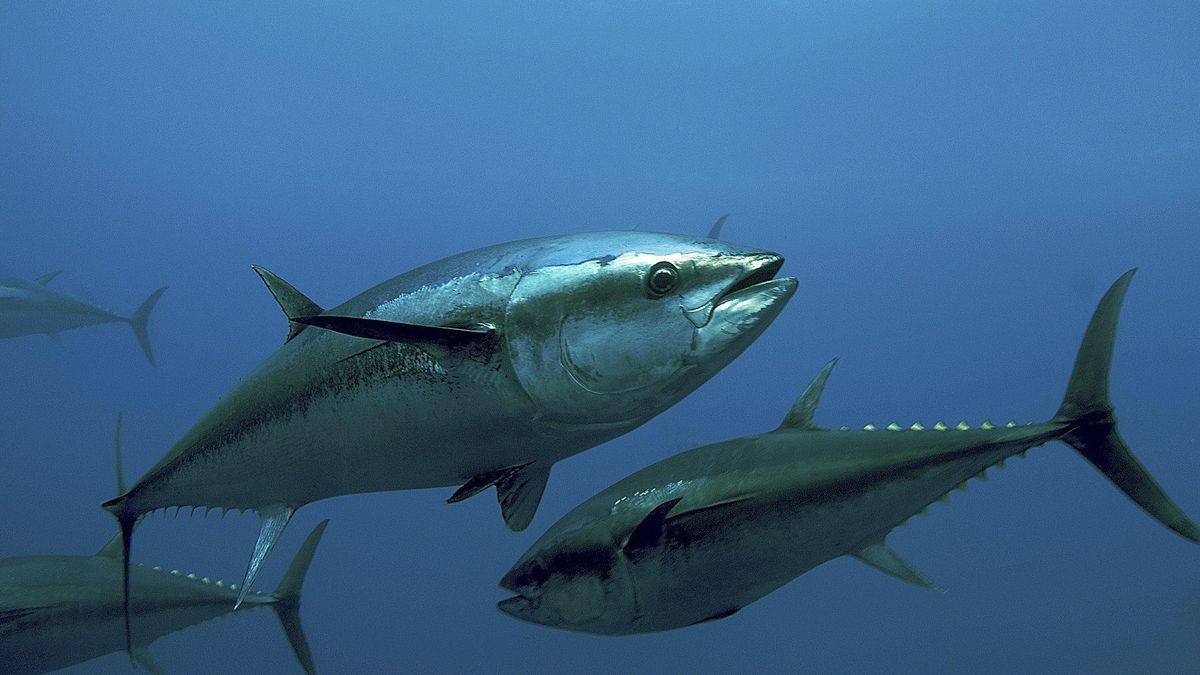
[623, 497, 682, 557]
[706, 213, 730, 240]
[497, 464, 551, 532]
[292, 314, 494, 345]
[854, 541, 943, 593]
[252, 265, 323, 343]
[115, 413, 126, 496]
[35, 270, 63, 285]
[778, 357, 839, 431]
[236, 506, 294, 609]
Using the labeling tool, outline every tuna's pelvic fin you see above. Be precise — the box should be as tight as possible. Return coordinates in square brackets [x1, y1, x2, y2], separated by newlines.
[271, 520, 329, 675]
[853, 541, 943, 592]
[497, 463, 551, 532]
[447, 463, 532, 504]
[778, 358, 839, 431]
[252, 265, 324, 343]
[292, 315, 494, 345]
[447, 462, 550, 532]
[237, 505, 295, 609]
[706, 213, 730, 240]
[1053, 269, 1200, 543]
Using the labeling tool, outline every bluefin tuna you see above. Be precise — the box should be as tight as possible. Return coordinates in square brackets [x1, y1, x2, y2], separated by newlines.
[0, 272, 166, 366]
[0, 520, 328, 674]
[498, 270, 1200, 634]
[102, 231, 797, 649]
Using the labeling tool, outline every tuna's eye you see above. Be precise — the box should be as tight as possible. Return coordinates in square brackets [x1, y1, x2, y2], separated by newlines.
[645, 261, 680, 297]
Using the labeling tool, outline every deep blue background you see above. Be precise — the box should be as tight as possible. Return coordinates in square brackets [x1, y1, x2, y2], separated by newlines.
[2, 2, 1198, 672]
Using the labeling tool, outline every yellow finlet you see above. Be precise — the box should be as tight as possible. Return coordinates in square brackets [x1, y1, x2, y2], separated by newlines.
[956, 421, 970, 430]
[981, 420, 995, 430]
[910, 422, 925, 431]
[934, 421, 948, 430]
[864, 424, 877, 431]
[886, 423, 902, 431]
[1006, 420, 1016, 428]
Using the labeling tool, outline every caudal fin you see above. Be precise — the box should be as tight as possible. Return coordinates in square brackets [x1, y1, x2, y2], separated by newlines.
[127, 287, 167, 367]
[1054, 269, 1200, 543]
[271, 520, 329, 675]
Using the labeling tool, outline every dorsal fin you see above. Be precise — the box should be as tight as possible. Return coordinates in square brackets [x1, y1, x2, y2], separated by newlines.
[96, 533, 124, 559]
[778, 358, 839, 430]
[706, 213, 730, 240]
[252, 265, 323, 343]
[496, 463, 552, 532]
[115, 413, 126, 496]
[36, 270, 63, 285]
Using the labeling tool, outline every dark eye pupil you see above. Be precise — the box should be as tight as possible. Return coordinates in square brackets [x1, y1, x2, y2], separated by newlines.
[647, 262, 679, 296]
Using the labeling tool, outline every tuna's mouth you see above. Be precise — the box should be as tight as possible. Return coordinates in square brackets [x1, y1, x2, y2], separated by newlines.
[498, 593, 541, 621]
[684, 254, 793, 330]
[714, 255, 786, 307]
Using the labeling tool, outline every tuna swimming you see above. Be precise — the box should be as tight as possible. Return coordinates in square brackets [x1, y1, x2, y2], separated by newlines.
[498, 270, 1200, 635]
[0, 272, 167, 366]
[102, 231, 796, 648]
[0, 520, 328, 674]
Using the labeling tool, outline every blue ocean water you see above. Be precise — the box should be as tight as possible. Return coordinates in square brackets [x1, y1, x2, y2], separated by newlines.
[2, 1, 1198, 672]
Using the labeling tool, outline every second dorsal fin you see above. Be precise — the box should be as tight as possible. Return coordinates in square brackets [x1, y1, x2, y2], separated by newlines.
[777, 358, 838, 431]
[252, 266, 324, 343]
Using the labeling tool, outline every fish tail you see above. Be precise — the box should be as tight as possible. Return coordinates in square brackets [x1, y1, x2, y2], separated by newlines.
[1053, 269, 1200, 543]
[127, 286, 167, 367]
[270, 520, 329, 675]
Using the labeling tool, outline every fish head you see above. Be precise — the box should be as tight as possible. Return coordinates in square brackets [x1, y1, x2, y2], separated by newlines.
[497, 523, 637, 634]
[505, 232, 796, 426]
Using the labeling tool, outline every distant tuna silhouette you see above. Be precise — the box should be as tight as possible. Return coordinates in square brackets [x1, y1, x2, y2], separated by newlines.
[0, 271, 167, 366]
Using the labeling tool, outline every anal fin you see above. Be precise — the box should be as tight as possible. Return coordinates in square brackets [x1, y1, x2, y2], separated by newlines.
[236, 505, 294, 609]
[853, 540, 943, 592]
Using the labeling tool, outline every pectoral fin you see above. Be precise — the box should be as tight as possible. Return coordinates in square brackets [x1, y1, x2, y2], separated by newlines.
[622, 498, 683, 558]
[292, 315, 494, 345]
[853, 541, 942, 592]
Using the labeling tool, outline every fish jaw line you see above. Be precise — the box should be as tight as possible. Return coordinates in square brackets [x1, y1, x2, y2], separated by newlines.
[683, 254, 788, 329]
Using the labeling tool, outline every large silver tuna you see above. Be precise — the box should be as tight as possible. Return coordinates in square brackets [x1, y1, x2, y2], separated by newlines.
[498, 270, 1200, 634]
[103, 230, 797, 645]
[0, 272, 166, 366]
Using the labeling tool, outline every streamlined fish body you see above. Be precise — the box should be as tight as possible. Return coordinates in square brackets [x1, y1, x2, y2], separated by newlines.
[499, 270, 1200, 635]
[0, 521, 327, 674]
[0, 273, 166, 366]
[104, 231, 797, 624]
